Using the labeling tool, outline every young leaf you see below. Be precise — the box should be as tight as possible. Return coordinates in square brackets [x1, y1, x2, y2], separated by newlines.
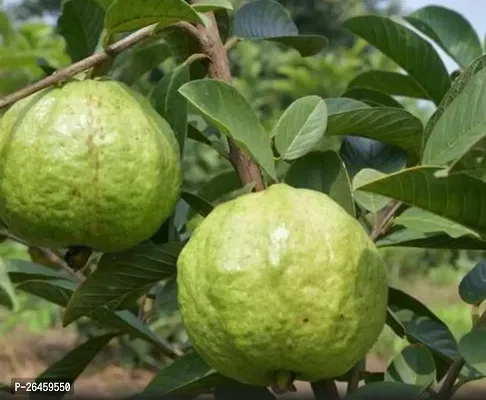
[405, 5, 482, 68]
[57, 0, 105, 62]
[63, 242, 182, 325]
[343, 381, 423, 399]
[342, 88, 404, 109]
[181, 191, 215, 217]
[104, 0, 203, 34]
[458, 260, 486, 305]
[0, 260, 17, 311]
[340, 136, 408, 179]
[284, 151, 355, 217]
[347, 70, 429, 99]
[352, 169, 391, 213]
[423, 68, 486, 167]
[273, 95, 328, 160]
[393, 208, 480, 239]
[140, 351, 229, 398]
[232, 0, 327, 57]
[192, 0, 233, 12]
[344, 15, 451, 105]
[385, 344, 436, 388]
[458, 330, 486, 376]
[36, 333, 119, 388]
[151, 63, 191, 153]
[358, 166, 486, 237]
[327, 107, 423, 157]
[377, 228, 486, 250]
[179, 79, 277, 180]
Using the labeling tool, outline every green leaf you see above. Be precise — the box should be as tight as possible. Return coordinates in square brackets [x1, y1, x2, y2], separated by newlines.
[343, 381, 423, 399]
[404, 6, 482, 68]
[104, 0, 203, 34]
[273, 95, 328, 160]
[0, 259, 17, 311]
[155, 276, 178, 314]
[458, 261, 486, 305]
[353, 169, 391, 213]
[347, 71, 429, 99]
[57, 0, 105, 62]
[179, 79, 277, 180]
[459, 330, 486, 376]
[110, 40, 171, 85]
[325, 97, 369, 114]
[96, 0, 115, 9]
[214, 383, 276, 399]
[232, 0, 327, 57]
[358, 166, 486, 238]
[6, 259, 73, 283]
[385, 344, 436, 388]
[37, 333, 119, 385]
[0, 11, 15, 45]
[342, 88, 404, 108]
[63, 242, 182, 325]
[393, 208, 480, 239]
[181, 191, 215, 218]
[377, 228, 486, 250]
[151, 63, 190, 153]
[187, 124, 213, 147]
[284, 151, 355, 217]
[192, 0, 233, 12]
[326, 107, 423, 156]
[423, 54, 486, 147]
[340, 136, 408, 179]
[197, 170, 242, 202]
[388, 287, 459, 363]
[344, 15, 450, 105]
[5, 260, 175, 351]
[423, 68, 486, 167]
[141, 351, 229, 398]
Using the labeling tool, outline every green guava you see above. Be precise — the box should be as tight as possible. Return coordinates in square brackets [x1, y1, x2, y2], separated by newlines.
[177, 183, 388, 388]
[0, 79, 181, 252]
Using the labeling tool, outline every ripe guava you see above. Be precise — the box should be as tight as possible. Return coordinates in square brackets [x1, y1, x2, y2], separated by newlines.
[0, 79, 181, 252]
[177, 183, 388, 389]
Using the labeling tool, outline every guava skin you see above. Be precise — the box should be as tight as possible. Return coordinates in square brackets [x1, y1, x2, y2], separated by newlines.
[177, 184, 388, 387]
[0, 79, 181, 252]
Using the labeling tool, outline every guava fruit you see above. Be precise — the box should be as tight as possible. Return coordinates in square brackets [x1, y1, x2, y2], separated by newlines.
[0, 79, 181, 252]
[177, 183, 388, 389]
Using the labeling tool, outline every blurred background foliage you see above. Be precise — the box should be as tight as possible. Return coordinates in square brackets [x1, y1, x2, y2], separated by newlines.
[0, 0, 481, 365]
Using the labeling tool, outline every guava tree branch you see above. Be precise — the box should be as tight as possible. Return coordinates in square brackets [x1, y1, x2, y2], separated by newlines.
[190, 0, 266, 191]
[0, 22, 200, 109]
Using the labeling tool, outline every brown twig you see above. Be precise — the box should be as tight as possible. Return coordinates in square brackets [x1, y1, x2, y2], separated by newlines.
[190, 0, 266, 191]
[0, 21, 200, 109]
[1, 230, 85, 281]
[370, 201, 402, 242]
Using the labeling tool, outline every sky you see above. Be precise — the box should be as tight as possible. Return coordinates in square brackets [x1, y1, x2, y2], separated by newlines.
[3, 0, 486, 70]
